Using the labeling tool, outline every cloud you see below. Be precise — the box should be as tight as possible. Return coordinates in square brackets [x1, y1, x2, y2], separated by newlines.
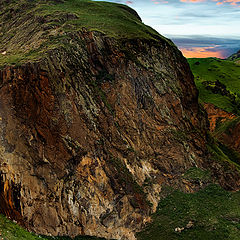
[151, 0, 240, 7]
[151, 0, 169, 4]
[95, 0, 240, 58]
[171, 36, 240, 58]
[178, 0, 240, 6]
[212, 0, 240, 6]
[180, 0, 206, 2]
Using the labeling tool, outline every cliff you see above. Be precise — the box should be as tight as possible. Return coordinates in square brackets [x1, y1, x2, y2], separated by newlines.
[0, 1, 239, 240]
[203, 103, 236, 132]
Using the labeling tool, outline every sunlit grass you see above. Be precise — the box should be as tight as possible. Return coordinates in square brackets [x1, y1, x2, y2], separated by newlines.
[188, 58, 240, 114]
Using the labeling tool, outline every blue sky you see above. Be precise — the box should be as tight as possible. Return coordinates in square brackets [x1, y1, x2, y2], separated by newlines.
[97, 0, 240, 58]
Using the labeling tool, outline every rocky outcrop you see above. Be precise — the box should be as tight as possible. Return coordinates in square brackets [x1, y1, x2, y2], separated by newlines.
[204, 103, 240, 154]
[0, 29, 211, 239]
[203, 103, 236, 132]
[214, 116, 240, 154]
[0, 1, 239, 240]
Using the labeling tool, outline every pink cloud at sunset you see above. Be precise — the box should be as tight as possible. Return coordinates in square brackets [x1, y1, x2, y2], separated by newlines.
[123, 0, 240, 7]
[212, 0, 240, 6]
[180, 46, 225, 58]
[180, 0, 206, 2]
[178, 0, 240, 6]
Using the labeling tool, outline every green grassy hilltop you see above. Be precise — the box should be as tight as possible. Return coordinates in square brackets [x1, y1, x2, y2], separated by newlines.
[188, 58, 240, 115]
[0, 0, 170, 67]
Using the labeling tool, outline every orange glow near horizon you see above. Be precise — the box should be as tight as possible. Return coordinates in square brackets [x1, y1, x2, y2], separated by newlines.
[180, 46, 225, 58]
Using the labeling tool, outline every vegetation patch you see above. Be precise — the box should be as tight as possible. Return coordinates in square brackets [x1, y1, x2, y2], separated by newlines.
[0, 0, 170, 67]
[171, 129, 188, 142]
[217, 142, 240, 166]
[137, 184, 240, 240]
[214, 117, 240, 136]
[0, 214, 105, 240]
[207, 140, 240, 171]
[188, 58, 240, 115]
[183, 167, 211, 183]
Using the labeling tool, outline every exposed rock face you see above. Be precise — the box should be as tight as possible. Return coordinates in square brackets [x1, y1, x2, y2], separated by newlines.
[0, 29, 211, 239]
[0, 2, 239, 239]
[203, 103, 236, 132]
[217, 122, 240, 152]
[204, 102, 240, 154]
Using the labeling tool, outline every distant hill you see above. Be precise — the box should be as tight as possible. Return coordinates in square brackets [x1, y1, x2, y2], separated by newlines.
[188, 57, 240, 115]
[228, 50, 240, 62]
[188, 57, 240, 169]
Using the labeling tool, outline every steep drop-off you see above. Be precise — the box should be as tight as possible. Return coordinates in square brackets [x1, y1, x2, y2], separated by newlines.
[188, 57, 240, 168]
[0, 1, 240, 240]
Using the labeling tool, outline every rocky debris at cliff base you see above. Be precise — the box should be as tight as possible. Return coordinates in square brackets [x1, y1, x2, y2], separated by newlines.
[174, 221, 194, 233]
[175, 227, 185, 233]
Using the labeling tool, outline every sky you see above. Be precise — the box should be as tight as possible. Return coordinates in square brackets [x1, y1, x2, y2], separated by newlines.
[96, 0, 240, 58]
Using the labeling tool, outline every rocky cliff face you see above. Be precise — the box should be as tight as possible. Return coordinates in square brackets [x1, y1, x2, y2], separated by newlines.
[0, 1, 239, 240]
[204, 103, 236, 132]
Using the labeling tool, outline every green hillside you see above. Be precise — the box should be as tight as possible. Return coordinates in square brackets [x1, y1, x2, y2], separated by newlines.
[188, 58, 240, 115]
[188, 56, 240, 169]
[228, 50, 240, 62]
[137, 184, 240, 240]
[0, 0, 172, 67]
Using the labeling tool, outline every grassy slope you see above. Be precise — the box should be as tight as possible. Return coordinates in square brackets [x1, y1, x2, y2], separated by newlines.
[137, 141, 240, 240]
[137, 184, 240, 240]
[188, 57, 240, 166]
[228, 50, 240, 63]
[188, 58, 240, 114]
[0, 0, 172, 67]
[36, 0, 161, 39]
[0, 214, 105, 240]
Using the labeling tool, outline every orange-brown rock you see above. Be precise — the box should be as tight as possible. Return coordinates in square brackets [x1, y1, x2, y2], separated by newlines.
[0, 15, 239, 240]
[203, 103, 236, 132]
[0, 29, 210, 239]
[215, 117, 240, 154]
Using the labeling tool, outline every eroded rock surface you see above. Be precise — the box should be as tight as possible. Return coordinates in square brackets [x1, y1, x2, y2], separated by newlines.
[204, 103, 236, 132]
[0, 2, 239, 239]
[0, 29, 212, 239]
